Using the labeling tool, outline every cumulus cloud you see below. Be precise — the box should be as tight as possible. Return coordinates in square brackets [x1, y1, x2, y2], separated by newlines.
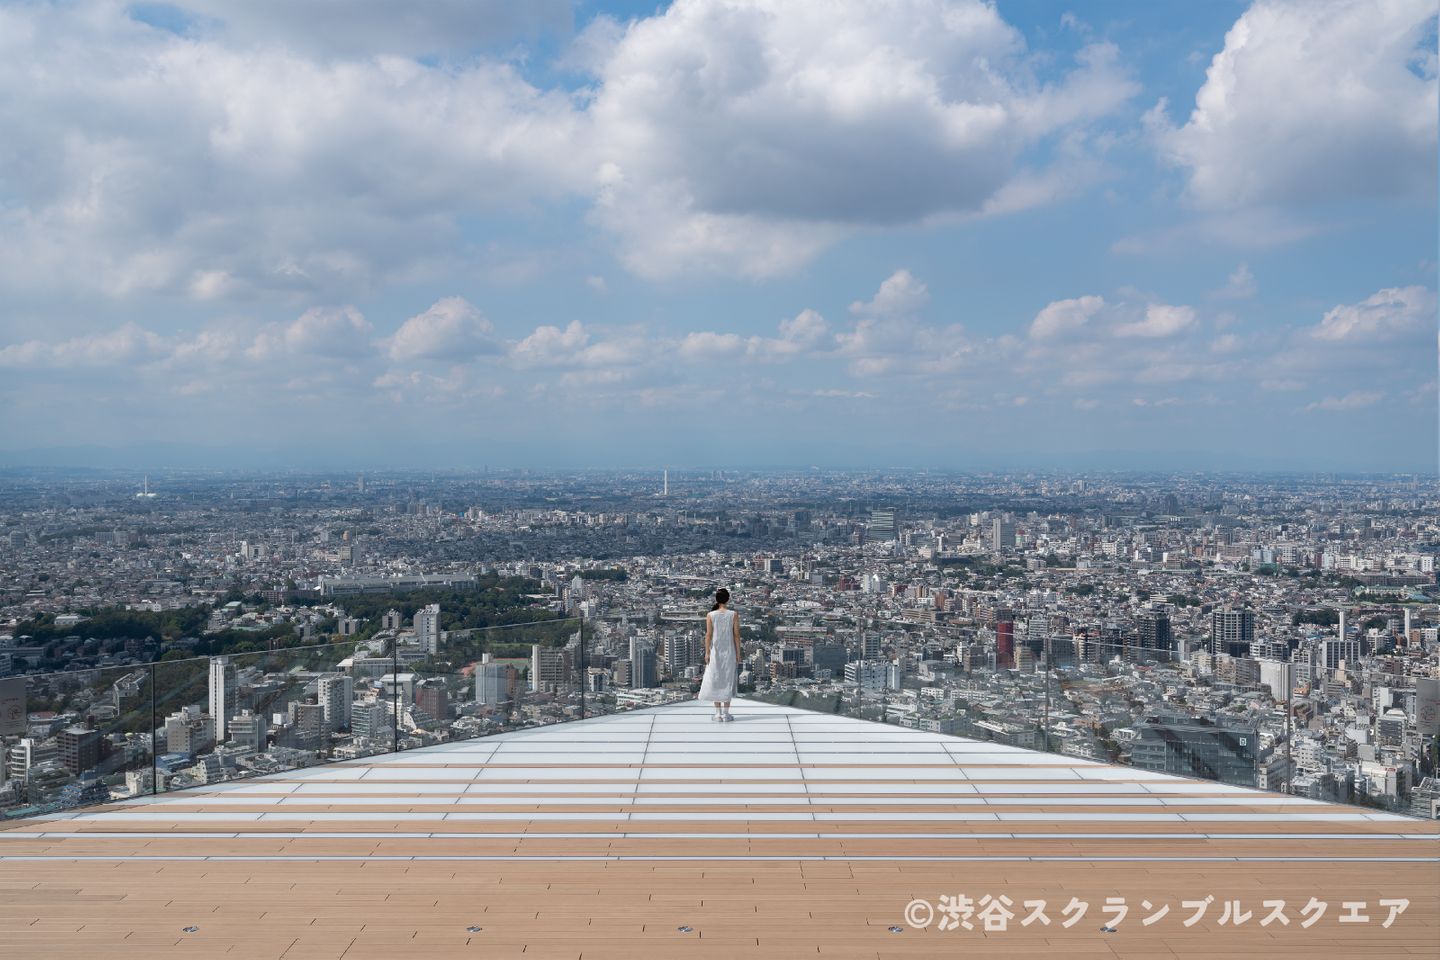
[850, 270, 930, 318]
[1310, 286, 1437, 341]
[1151, 0, 1438, 208]
[0, 0, 1142, 295]
[247, 306, 374, 361]
[0, 323, 168, 369]
[387, 297, 499, 362]
[1114, 304, 1196, 338]
[0, 1, 587, 300]
[1027, 295, 1195, 341]
[1029, 295, 1105, 339]
[749, 309, 832, 360]
[582, 0, 1136, 276]
[677, 331, 746, 361]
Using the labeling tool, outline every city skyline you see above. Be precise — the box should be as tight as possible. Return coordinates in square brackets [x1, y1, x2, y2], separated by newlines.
[0, 0, 1436, 471]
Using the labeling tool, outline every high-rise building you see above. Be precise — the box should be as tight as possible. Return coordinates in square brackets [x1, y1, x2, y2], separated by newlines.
[415, 604, 441, 655]
[287, 702, 325, 751]
[6, 738, 50, 782]
[869, 508, 897, 541]
[1135, 609, 1174, 660]
[1324, 637, 1362, 672]
[1210, 607, 1255, 658]
[1131, 716, 1258, 788]
[812, 643, 846, 677]
[996, 619, 1015, 669]
[415, 678, 450, 724]
[351, 700, 391, 742]
[991, 518, 1016, 551]
[844, 661, 887, 692]
[317, 675, 354, 732]
[56, 726, 101, 775]
[208, 657, 235, 744]
[228, 710, 265, 752]
[476, 653, 517, 706]
[663, 634, 699, 674]
[531, 645, 569, 692]
[381, 609, 404, 631]
[861, 632, 881, 660]
[164, 707, 214, 755]
[628, 637, 658, 688]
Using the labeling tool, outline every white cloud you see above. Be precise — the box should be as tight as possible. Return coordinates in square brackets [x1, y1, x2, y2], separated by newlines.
[0, 0, 1143, 297]
[1305, 390, 1382, 411]
[1213, 263, 1256, 299]
[388, 297, 499, 362]
[1114, 304, 1196, 338]
[509, 320, 646, 374]
[1311, 286, 1437, 341]
[850, 270, 930, 318]
[1029, 295, 1104, 339]
[678, 331, 746, 360]
[583, 0, 1136, 276]
[0, 323, 168, 369]
[247, 306, 374, 361]
[1028, 294, 1196, 342]
[748, 309, 832, 360]
[1152, 0, 1438, 208]
[0, 2, 587, 300]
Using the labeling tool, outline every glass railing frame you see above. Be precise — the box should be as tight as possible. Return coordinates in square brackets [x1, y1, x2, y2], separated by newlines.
[750, 635, 1431, 822]
[0, 616, 587, 819]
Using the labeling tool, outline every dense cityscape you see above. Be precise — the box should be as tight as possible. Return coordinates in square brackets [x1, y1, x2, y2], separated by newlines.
[2, 467, 1436, 819]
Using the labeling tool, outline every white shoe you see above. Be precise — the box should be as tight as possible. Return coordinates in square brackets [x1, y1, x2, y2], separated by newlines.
[722, 713, 734, 722]
[711, 713, 721, 722]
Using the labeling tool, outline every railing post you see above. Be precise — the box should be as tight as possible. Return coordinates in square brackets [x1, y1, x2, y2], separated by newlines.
[1042, 635, 1051, 755]
[1285, 690, 1293, 796]
[391, 638, 399, 753]
[150, 663, 157, 796]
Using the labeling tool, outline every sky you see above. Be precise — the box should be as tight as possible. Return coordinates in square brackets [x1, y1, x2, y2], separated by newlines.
[0, 0, 1436, 472]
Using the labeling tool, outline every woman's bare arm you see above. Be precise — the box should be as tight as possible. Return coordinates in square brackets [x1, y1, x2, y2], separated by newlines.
[703, 613, 712, 663]
[732, 612, 741, 659]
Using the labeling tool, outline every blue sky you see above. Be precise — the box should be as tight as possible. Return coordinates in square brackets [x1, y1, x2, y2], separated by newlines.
[0, 0, 1435, 471]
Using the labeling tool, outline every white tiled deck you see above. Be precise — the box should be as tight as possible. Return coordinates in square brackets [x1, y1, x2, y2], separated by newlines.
[2, 698, 1436, 958]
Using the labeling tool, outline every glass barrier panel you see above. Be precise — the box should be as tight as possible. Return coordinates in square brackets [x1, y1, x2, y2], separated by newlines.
[1, 664, 156, 818]
[151, 638, 381, 793]
[394, 619, 585, 749]
[573, 616, 696, 717]
[1050, 639, 1269, 789]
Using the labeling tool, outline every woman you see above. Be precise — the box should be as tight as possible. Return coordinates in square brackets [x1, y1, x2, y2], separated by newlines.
[697, 587, 740, 721]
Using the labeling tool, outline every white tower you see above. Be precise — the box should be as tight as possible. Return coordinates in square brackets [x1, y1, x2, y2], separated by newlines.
[208, 656, 235, 743]
[415, 604, 441, 655]
[663, 469, 668, 497]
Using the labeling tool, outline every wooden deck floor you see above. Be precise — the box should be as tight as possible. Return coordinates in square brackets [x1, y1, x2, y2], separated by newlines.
[3, 699, 1435, 958]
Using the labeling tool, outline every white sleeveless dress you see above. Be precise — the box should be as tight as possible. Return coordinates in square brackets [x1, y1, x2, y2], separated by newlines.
[697, 609, 738, 701]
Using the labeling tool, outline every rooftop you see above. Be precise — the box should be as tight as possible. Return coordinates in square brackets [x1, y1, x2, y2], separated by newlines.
[2, 698, 1436, 958]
